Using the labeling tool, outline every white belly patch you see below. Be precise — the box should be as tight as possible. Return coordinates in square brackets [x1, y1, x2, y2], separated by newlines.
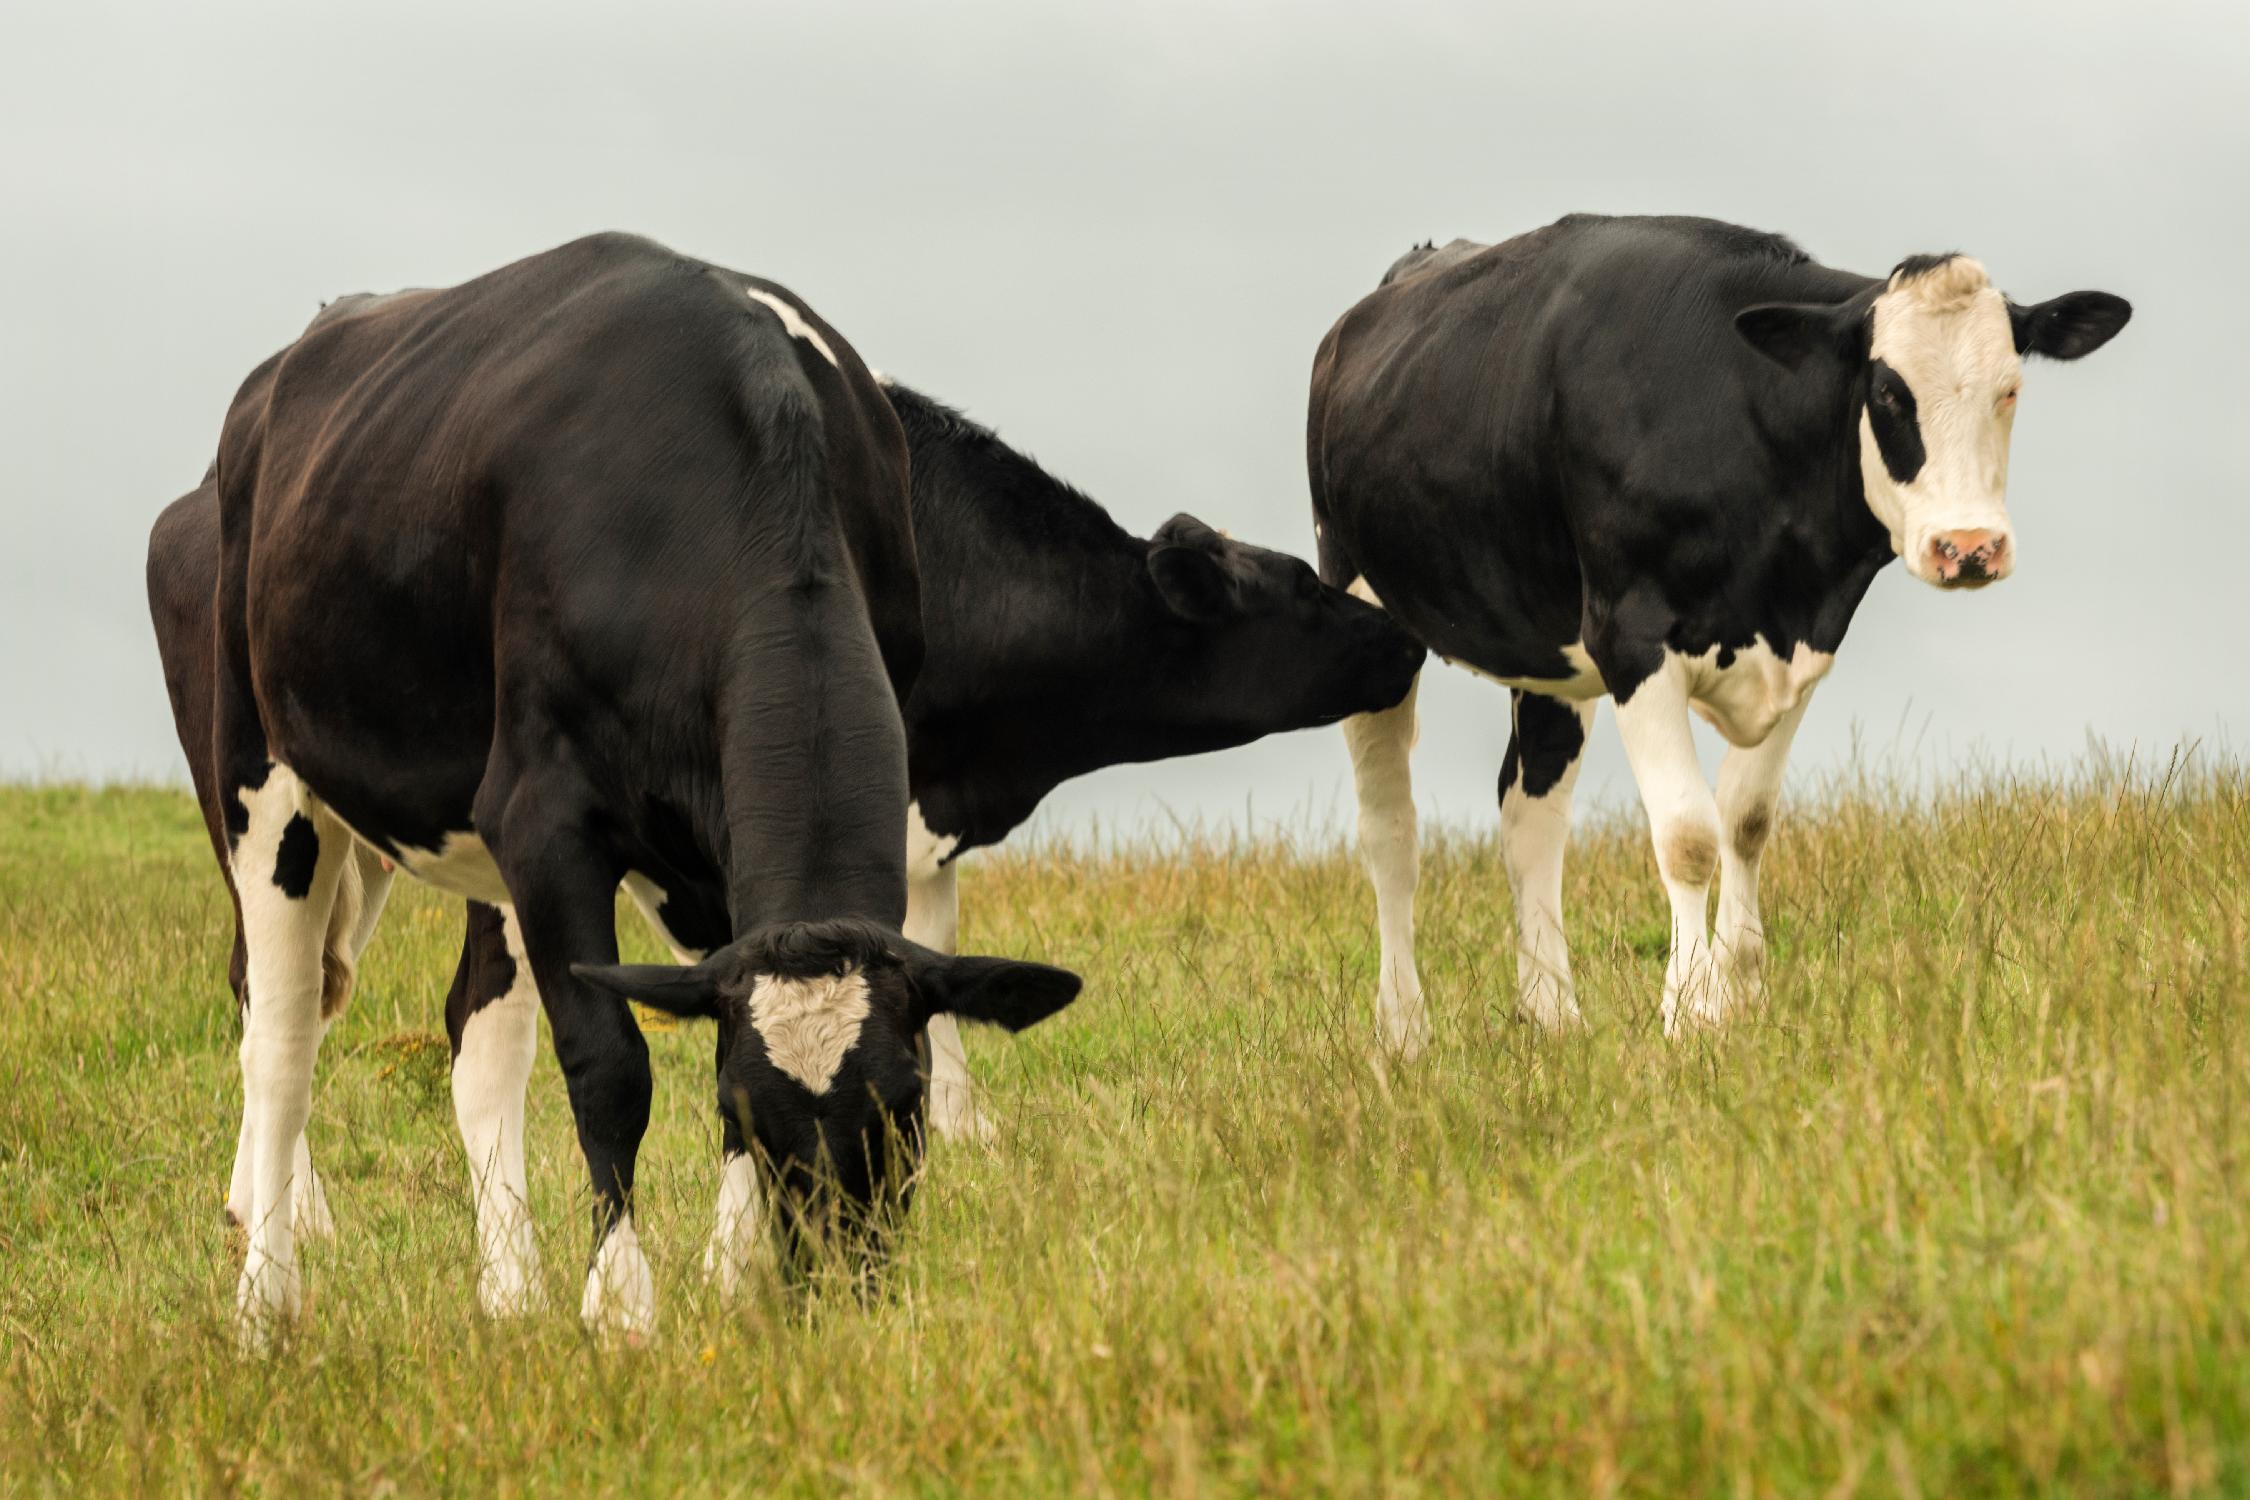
[906, 801, 962, 882]
[1679, 639, 1835, 747]
[390, 830, 512, 904]
[1448, 641, 1608, 701]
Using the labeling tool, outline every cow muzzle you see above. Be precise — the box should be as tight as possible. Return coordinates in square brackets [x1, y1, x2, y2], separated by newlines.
[1924, 529, 2012, 589]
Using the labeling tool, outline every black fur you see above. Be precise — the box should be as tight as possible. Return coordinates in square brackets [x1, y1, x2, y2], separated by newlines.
[1866, 359, 1927, 484]
[885, 380, 1422, 857]
[1313, 214, 1895, 709]
[157, 235, 982, 1261]
[1890, 251, 1965, 283]
[1502, 692, 1588, 802]
[2009, 290, 2135, 361]
[270, 813, 320, 898]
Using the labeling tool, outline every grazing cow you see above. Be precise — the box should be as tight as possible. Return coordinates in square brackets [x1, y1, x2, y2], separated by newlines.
[884, 381, 1425, 1134]
[153, 303, 1420, 1318]
[172, 233, 1083, 1343]
[1308, 214, 2130, 1045]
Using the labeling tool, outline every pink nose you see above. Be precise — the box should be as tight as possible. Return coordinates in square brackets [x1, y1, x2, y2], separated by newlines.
[1927, 529, 2010, 586]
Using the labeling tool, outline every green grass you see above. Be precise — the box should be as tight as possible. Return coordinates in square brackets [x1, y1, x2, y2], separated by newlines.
[2, 758, 2246, 1496]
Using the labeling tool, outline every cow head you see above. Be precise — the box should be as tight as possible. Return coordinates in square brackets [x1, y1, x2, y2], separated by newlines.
[1736, 256, 2130, 589]
[1145, 513, 1425, 731]
[574, 919, 1079, 1263]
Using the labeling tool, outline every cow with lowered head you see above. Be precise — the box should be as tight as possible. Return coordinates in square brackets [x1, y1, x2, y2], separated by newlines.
[166, 234, 1083, 1345]
[152, 320, 1420, 1320]
[1310, 214, 2129, 1047]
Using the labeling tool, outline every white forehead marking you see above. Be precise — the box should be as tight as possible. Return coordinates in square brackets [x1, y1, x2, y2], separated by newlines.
[749, 967, 872, 1094]
[743, 286, 840, 368]
[1869, 257, 2017, 386]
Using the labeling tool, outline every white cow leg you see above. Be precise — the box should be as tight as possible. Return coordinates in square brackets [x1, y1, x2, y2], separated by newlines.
[225, 1107, 255, 1232]
[1500, 692, 1597, 1032]
[228, 767, 351, 1344]
[1713, 695, 1813, 1016]
[1611, 661, 1725, 1036]
[702, 1150, 777, 1299]
[907, 857, 989, 1143]
[451, 903, 544, 1317]
[286, 841, 392, 1243]
[1344, 670, 1428, 1059]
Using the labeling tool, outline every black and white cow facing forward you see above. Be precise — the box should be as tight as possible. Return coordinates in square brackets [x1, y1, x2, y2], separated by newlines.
[1309, 215, 2130, 1044]
[185, 235, 1082, 1344]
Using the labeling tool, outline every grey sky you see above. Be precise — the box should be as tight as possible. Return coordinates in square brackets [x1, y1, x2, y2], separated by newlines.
[4, 0, 2242, 838]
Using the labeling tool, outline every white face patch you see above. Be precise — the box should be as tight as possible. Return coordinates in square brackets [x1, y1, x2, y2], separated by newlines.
[1863, 258, 2024, 584]
[744, 286, 840, 368]
[749, 967, 873, 1095]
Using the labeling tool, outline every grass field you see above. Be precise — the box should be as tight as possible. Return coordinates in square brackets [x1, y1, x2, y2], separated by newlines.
[2, 757, 2246, 1495]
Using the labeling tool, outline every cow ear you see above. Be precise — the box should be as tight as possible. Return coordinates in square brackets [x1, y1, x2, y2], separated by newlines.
[571, 958, 725, 1020]
[1149, 533, 1238, 623]
[2009, 290, 2131, 360]
[1735, 300, 1857, 371]
[1151, 512, 1225, 551]
[902, 949, 1083, 1033]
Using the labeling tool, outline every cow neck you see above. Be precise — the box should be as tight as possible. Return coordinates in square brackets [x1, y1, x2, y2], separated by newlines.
[715, 577, 910, 933]
[1739, 274, 1897, 651]
[922, 516, 1182, 760]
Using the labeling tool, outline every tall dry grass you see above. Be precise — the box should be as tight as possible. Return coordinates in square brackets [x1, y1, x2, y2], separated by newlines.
[1, 754, 2244, 1494]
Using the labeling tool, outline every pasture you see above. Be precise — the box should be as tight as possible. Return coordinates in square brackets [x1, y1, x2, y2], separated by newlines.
[2, 758, 2245, 1495]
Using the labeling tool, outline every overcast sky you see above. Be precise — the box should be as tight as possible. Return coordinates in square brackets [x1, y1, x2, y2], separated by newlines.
[3, 0, 2242, 839]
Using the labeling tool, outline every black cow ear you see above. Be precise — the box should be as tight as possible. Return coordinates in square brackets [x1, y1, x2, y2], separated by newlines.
[2009, 290, 2132, 360]
[1735, 300, 1857, 370]
[1151, 512, 1225, 551]
[571, 959, 725, 1020]
[901, 948, 1083, 1032]
[1149, 541, 1238, 623]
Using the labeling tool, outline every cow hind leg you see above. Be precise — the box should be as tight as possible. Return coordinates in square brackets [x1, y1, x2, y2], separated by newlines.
[1713, 696, 1813, 1015]
[227, 764, 352, 1342]
[1609, 661, 1725, 1036]
[907, 854, 990, 1143]
[1500, 692, 1596, 1032]
[224, 839, 389, 1243]
[1343, 668, 1427, 1060]
[447, 901, 544, 1317]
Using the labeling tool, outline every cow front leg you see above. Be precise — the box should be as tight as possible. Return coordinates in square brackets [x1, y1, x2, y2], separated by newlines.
[227, 766, 352, 1344]
[1713, 695, 1813, 1014]
[1343, 670, 1427, 1059]
[1500, 691, 1597, 1031]
[447, 901, 545, 1317]
[1609, 660, 1725, 1035]
[703, 1103, 778, 1299]
[491, 806, 654, 1344]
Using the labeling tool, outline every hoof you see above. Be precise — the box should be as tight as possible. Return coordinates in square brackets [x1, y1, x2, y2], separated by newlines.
[292, 1168, 335, 1242]
[929, 1099, 998, 1147]
[233, 1253, 302, 1352]
[1517, 990, 1585, 1035]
